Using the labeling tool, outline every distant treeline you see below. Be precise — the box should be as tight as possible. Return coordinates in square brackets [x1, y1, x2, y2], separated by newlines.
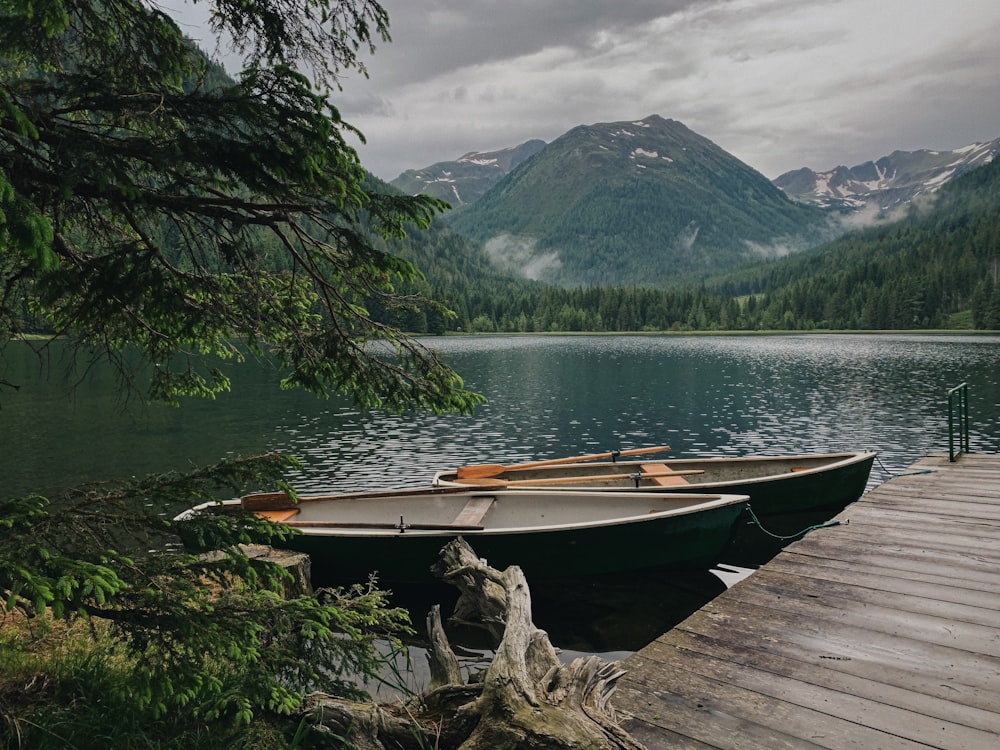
[386, 274, 1000, 334]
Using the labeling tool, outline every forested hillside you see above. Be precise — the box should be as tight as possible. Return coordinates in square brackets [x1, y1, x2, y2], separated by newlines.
[378, 155, 1000, 333]
[363, 176, 551, 333]
[446, 115, 828, 287]
[710, 153, 1000, 330]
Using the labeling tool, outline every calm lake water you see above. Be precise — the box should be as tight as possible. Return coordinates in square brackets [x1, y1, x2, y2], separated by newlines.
[4, 333, 1000, 655]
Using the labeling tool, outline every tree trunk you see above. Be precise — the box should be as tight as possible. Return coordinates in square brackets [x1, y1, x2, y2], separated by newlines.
[302, 538, 645, 750]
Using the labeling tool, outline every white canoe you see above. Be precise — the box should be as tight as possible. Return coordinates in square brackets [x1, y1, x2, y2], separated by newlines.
[178, 486, 749, 581]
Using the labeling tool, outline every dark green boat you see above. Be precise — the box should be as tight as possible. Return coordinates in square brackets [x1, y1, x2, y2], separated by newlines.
[434, 451, 877, 517]
[181, 486, 749, 582]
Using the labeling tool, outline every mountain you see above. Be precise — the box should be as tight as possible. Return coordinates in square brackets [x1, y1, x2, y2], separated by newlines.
[390, 140, 547, 206]
[774, 138, 1000, 211]
[445, 115, 827, 287]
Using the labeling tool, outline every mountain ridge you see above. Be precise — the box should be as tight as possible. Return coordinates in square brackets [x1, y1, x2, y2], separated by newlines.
[392, 122, 999, 219]
[390, 140, 546, 205]
[773, 139, 1000, 210]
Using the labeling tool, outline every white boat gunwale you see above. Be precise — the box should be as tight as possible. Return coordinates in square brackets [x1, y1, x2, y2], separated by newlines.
[177, 490, 749, 538]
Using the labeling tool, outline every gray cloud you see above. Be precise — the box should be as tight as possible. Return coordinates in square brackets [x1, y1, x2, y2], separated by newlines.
[165, 1, 1000, 182]
[366, 1, 696, 85]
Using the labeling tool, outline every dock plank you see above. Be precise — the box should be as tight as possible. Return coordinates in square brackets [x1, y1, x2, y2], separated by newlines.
[621, 663, 937, 750]
[807, 523, 1000, 562]
[614, 453, 1000, 749]
[736, 566, 999, 629]
[721, 573, 1000, 656]
[672, 606, 1000, 709]
[778, 534, 1000, 584]
[638, 631, 1000, 735]
[614, 682, 823, 750]
[764, 554, 1000, 611]
[631, 640, 1000, 747]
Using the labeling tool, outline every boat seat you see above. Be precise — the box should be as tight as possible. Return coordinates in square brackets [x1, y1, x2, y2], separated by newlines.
[641, 462, 690, 486]
[255, 508, 300, 523]
[452, 496, 495, 528]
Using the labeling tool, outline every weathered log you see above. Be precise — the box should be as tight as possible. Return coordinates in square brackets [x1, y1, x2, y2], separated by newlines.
[199, 544, 312, 598]
[299, 537, 645, 750]
[431, 540, 512, 643]
[426, 603, 463, 690]
[299, 693, 431, 750]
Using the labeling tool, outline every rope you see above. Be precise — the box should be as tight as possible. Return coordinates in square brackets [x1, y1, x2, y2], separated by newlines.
[745, 454, 939, 542]
[744, 504, 842, 541]
[874, 453, 896, 477]
[873, 454, 935, 481]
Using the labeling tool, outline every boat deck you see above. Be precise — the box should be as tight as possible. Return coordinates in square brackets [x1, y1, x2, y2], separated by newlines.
[612, 453, 1000, 750]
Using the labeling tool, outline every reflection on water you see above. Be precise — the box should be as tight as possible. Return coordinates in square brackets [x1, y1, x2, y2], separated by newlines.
[278, 333, 1000, 493]
[527, 565, 727, 653]
[4, 333, 1000, 656]
[315, 561, 728, 657]
[333, 503, 853, 658]
[5, 334, 1000, 498]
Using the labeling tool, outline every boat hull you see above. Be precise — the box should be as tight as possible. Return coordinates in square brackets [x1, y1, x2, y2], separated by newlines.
[181, 488, 748, 582]
[285, 499, 746, 582]
[434, 452, 876, 517]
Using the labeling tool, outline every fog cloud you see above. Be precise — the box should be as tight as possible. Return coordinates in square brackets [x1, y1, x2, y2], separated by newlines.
[484, 234, 562, 281]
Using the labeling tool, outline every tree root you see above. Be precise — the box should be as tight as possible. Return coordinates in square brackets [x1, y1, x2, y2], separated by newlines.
[301, 538, 645, 749]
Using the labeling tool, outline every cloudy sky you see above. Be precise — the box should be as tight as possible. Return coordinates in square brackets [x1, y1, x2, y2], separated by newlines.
[169, 0, 1000, 182]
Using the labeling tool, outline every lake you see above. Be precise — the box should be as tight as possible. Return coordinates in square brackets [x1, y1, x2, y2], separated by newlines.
[4, 333, 1000, 655]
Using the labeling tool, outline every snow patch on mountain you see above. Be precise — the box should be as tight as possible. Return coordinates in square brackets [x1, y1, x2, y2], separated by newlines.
[775, 137, 1000, 212]
[458, 155, 501, 167]
[390, 139, 547, 205]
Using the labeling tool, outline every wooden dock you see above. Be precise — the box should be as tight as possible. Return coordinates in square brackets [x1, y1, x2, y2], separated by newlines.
[613, 453, 1000, 750]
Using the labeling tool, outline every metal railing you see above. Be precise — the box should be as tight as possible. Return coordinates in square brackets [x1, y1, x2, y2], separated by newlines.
[947, 382, 970, 462]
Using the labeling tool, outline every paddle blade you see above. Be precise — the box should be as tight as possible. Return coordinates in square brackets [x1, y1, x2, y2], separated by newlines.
[456, 464, 508, 479]
[242, 492, 296, 511]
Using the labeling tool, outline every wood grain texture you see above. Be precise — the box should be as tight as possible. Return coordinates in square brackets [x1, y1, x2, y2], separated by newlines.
[614, 453, 1000, 750]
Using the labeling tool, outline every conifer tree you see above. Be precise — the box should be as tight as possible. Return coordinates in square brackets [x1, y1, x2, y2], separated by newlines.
[1, 1, 483, 740]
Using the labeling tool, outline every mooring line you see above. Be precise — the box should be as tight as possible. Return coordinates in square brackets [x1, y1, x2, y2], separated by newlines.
[744, 504, 842, 541]
[875, 453, 938, 478]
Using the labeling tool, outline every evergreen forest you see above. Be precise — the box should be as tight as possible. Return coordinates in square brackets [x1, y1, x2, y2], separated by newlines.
[380, 153, 1000, 334]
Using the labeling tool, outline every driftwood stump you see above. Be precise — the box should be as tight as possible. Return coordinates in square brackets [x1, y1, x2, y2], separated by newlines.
[301, 538, 645, 750]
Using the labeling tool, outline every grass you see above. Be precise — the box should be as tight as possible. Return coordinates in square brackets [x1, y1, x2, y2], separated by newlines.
[0, 612, 308, 750]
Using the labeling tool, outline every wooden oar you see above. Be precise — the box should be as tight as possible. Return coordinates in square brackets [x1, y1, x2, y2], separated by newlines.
[455, 445, 671, 480]
[455, 469, 704, 487]
[242, 491, 338, 511]
[280, 520, 488, 531]
[241, 485, 470, 511]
